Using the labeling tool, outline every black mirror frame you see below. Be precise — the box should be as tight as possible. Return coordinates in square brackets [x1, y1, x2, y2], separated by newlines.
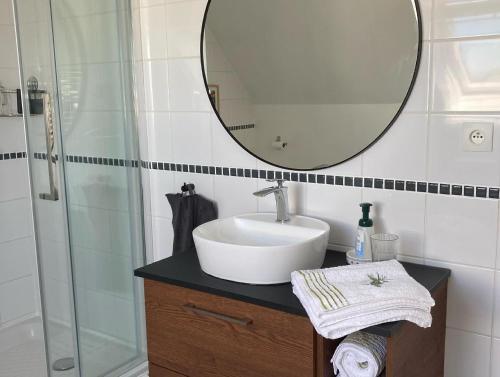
[199, 0, 423, 172]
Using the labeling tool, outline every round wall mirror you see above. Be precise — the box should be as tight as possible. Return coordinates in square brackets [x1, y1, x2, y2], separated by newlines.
[201, 0, 422, 171]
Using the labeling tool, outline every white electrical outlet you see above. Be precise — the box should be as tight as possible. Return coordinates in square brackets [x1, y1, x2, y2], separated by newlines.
[463, 122, 494, 152]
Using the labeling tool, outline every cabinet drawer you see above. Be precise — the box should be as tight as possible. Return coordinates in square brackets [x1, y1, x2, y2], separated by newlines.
[145, 280, 315, 377]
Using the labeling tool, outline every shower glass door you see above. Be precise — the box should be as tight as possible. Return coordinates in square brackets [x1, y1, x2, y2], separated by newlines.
[13, 0, 147, 376]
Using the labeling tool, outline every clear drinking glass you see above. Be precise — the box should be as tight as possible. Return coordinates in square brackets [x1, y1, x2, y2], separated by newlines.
[371, 233, 400, 262]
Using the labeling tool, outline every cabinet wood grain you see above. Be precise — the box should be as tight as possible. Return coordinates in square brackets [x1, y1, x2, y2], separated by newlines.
[145, 280, 315, 377]
[149, 363, 187, 377]
[385, 281, 447, 377]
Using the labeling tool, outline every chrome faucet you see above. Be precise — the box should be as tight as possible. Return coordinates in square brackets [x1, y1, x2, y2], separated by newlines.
[253, 179, 290, 222]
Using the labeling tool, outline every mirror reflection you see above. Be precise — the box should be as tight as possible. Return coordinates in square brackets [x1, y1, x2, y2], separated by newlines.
[202, 0, 421, 170]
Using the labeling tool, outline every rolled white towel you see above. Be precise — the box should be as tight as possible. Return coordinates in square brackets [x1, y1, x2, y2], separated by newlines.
[332, 332, 387, 377]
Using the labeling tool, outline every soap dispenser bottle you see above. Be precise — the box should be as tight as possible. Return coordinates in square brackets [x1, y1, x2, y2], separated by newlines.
[355, 203, 374, 260]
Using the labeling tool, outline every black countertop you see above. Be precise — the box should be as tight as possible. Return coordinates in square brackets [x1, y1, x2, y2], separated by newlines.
[134, 250, 451, 337]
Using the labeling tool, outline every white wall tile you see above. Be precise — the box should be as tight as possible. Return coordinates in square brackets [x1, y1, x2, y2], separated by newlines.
[494, 271, 500, 337]
[427, 259, 495, 335]
[0, 24, 18, 68]
[213, 176, 257, 218]
[0, 160, 30, 201]
[0, 237, 36, 284]
[426, 195, 498, 268]
[140, 0, 164, 7]
[305, 185, 362, 247]
[498, 225, 500, 269]
[134, 63, 147, 112]
[0, 67, 20, 88]
[109, 210, 135, 257]
[152, 215, 173, 260]
[74, 63, 124, 112]
[167, 58, 211, 112]
[33, 198, 66, 243]
[0, 276, 37, 324]
[149, 170, 175, 218]
[143, 214, 154, 262]
[132, 6, 143, 52]
[166, 0, 205, 58]
[362, 113, 427, 181]
[397, 255, 424, 264]
[428, 115, 500, 187]
[256, 180, 306, 216]
[69, 205, 112, 253]
[320, 154, 363, 178]
[63, 111, 125, 157]
[39, 238, 70, 283]
[211, 114, 257, 168]
[140, 5, 168, 60]
[434, 0, 500, 40]
[492, 338, 500, 377]
[171, 112, 212, 164]
[404, 42, 430, 113]
[0, 117, 27, 152]
[419, 0, 433, 41]
[145, 111, 173, 162]
[141, 168, 152, 216]
[444, 328, 491, 377]
[432, 39, 500, 112]
[143, 60, 170, 112]
[174, 172, 214, 201]
[363, 190, 425, 258]
[0, 198, 33, 243]
[65, 164, 130, 211]
[42, 277, 72, 324]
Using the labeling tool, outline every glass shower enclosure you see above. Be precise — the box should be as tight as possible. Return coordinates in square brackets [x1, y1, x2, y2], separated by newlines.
[12, 0, 147, 376]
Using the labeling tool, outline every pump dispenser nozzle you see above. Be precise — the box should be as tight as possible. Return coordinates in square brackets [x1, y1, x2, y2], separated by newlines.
[359, 203, 373, 227]
[355, 203, 374, 259]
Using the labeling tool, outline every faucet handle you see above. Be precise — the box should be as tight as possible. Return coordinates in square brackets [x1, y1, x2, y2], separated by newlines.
[266, 179, 287, 187]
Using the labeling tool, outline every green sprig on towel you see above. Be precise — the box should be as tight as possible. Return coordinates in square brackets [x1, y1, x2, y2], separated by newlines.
[368, 273, 389, 288]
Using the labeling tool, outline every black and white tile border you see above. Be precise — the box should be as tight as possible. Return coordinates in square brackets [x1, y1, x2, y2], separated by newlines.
[142, 161, 500, 200]
[33, 152, 139, 168]
[0, 151, 26, 160]
[9, 152, 499, 200]
[227, 123, 255, 132]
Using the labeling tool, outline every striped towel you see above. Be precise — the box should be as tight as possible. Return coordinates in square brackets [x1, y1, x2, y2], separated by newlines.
[291, 260, 434, 339]
[332, 332, 387, 377]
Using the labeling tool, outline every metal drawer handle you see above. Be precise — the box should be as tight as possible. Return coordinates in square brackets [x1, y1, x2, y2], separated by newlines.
[183, 304, 252, 326]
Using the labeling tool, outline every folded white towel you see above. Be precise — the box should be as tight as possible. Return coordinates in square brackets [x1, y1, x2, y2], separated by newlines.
[332, 332, 387, 377]
[292, 260, 435, 339]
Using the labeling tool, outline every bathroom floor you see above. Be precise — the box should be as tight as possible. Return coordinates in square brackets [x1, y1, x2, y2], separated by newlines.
[0, 317, 139, 377]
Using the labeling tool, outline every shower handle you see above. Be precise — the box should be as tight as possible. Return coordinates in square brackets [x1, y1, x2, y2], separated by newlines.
[38, 91, 59, 201]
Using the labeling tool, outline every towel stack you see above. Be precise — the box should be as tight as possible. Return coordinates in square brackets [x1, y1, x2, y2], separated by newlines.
[332, 332, 387, 377]
[291, 259, 435, 339]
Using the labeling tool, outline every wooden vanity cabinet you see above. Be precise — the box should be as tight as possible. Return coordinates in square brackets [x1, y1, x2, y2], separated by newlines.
[145, 280, 316, 377]
[144, 279, 448, 377]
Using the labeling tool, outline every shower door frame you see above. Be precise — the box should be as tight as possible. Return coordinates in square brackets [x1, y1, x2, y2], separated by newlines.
[13, 0, 82, 374]
[11, 0, 148, 375]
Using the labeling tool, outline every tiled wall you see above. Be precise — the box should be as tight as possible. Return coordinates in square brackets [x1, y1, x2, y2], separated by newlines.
[0, 0, 39, 327]
[134, 0, 500, 376]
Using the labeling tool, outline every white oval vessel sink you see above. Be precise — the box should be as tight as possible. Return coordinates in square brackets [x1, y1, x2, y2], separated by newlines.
[193, 213, 330, 284]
